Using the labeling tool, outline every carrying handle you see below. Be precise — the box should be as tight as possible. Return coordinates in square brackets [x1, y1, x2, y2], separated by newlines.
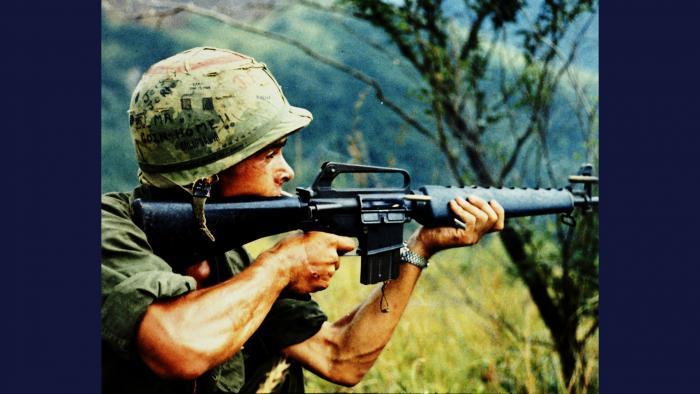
[310, 162, 411, 194]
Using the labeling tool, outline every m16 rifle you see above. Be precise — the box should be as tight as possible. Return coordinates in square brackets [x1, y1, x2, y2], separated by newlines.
[132, 162, 598, 285]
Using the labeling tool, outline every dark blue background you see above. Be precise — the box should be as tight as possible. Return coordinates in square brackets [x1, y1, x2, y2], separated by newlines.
[600, 1, 700, 392]
[7, 1, 700, 393]
[7, 2, 101, 393]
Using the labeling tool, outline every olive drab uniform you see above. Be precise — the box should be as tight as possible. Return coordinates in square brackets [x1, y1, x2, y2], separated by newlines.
[101, 187, 328, 393]
[102, 47, 323, 393]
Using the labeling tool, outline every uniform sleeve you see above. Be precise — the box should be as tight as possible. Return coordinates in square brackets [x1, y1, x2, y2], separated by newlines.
[101, 193, 196, 360]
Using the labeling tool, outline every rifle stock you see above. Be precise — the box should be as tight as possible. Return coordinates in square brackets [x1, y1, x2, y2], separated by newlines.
[132, 162, 598, 284]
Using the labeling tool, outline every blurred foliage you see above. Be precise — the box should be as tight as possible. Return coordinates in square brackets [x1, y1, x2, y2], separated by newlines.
[101, 3, 596, 193]
[244, 234, 598, 393]
[340, 1, 598, 389]
[101, 1, 598, 391]
[102, 8, 441, 193]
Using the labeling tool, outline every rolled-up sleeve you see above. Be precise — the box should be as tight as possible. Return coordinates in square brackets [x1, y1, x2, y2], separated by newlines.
[101, 193, 196, 360]
[101, 268, 195, 359]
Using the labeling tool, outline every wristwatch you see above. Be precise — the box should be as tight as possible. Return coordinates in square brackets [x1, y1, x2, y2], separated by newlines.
[400, 242, 430, 269]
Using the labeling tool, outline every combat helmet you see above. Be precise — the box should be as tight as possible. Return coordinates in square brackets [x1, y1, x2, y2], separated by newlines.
[128, 47, 312, 241]
[129, 46, 312, 188]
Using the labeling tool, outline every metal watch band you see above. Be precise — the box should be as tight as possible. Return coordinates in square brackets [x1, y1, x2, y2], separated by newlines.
[400, 243, 429, 269]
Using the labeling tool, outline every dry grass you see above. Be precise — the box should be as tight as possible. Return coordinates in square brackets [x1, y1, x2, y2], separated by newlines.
[245, 234, 599, 393]
[256, 358, 291, 393]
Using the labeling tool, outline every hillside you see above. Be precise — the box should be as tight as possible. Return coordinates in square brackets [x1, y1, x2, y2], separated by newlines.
[101, 4, 598, 193]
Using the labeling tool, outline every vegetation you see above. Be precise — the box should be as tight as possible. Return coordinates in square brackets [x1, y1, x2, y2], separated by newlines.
[339, 1, 598, 388]
[245, 234, 598, 393]
[102, 1, 598, 391]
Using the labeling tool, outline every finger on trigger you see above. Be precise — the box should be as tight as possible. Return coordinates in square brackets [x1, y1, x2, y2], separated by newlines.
[335, 235, 356, 253]
[327, 264, 337, 275]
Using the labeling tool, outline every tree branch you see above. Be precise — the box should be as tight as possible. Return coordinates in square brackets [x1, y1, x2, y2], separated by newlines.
[459, 9, 488, 61]
[431, 97, 464, 185]
[498, 123, 536, 183]
[127, 1, 439, 144]
[520, 6, 597, 118]
[579, 319, 599, 348]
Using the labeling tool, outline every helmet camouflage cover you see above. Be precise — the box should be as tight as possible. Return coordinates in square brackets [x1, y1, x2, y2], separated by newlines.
[129, 47, 312, 187]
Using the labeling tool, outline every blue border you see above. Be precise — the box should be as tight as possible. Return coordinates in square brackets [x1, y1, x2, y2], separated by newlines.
[601, 1, 700, 392]
[9, 2, 101, 393]
[8, 1, 700, 393]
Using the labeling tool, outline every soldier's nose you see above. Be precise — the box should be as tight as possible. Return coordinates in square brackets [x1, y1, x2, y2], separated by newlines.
[278, 155, 295, 183]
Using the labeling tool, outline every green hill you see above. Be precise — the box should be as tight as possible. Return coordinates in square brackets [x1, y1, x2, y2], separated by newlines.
[101, 6, 598, 193]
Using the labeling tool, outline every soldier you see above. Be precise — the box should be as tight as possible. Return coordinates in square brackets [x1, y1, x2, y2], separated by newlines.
[101, 47, 505, 393]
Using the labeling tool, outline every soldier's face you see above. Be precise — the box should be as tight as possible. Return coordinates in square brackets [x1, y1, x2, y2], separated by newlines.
[217, 138, 295, 198]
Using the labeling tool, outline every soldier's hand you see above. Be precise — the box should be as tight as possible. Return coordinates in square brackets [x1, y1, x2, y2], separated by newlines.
[408, 196, 505, 258]
[271, 231, 356, 293]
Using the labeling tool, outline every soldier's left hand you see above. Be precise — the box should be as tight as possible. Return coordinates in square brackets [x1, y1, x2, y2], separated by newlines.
[407, 196, 505, 258]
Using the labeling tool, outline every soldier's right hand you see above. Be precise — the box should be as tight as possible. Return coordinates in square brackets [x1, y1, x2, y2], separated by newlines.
[268, 231, 356, 294]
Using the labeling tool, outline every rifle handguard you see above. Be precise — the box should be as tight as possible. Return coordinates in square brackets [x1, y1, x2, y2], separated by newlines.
[132, 162, 598, 284]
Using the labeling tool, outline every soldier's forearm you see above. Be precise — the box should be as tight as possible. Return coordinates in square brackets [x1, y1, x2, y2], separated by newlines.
[135, 251, 291, 380]
[284, 262, 422, 386]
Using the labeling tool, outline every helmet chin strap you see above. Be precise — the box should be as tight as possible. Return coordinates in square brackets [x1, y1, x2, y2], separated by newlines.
[139, 170, 218, 243]
[190, 175, 219, 243]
